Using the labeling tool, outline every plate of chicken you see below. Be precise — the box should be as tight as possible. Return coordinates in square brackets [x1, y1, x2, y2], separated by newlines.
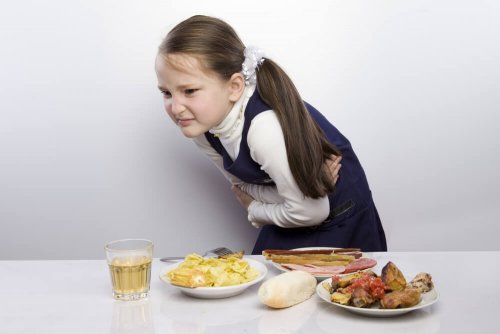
[316, 261, 438, 317]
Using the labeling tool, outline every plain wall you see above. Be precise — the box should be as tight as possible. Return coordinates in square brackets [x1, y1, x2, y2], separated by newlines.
[1, 0, 499, 260]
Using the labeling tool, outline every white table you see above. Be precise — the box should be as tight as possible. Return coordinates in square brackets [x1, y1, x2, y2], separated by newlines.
[1, 252, 499, 333]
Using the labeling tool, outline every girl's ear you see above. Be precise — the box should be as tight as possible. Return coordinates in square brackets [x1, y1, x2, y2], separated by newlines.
[228, 73, 245, 102]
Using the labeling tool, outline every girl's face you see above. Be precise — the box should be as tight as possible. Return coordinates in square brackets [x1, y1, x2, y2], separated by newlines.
[155, 53, 243, 138]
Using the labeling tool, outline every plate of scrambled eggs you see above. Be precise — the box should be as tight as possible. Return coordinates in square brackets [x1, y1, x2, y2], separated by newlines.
[159, 253, 267, 298]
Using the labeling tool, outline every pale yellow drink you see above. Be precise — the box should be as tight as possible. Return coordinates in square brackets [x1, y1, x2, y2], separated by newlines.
[109, 256, 152, 298]
[105, 239, 153, 300]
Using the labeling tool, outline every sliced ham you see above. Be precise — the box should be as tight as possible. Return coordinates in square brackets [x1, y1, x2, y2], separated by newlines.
[279, 257, 376, 275]
[314, 265, 347, 275]
[281, 263, 346, 275]
[281, 264, 314, 271]
[343, 258, 377, 273]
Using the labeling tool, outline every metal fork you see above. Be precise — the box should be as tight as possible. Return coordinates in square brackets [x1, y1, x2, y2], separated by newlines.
[159, 247, 234, 262]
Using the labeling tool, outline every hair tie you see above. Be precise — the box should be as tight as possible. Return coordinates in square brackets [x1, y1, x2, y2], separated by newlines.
[241, 46, 265, 85]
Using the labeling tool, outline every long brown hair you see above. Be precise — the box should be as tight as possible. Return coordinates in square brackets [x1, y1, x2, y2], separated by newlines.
[159, 15, 341, 198]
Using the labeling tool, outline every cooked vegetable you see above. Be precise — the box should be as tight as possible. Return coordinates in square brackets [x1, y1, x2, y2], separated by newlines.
[331, 291, 352, 305]
[381, 261, 407, 291]
[333, 270, 376, 290]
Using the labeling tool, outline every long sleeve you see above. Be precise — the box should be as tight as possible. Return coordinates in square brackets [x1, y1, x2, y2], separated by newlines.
[193, 85, 330, 228]
[244, 111, 330, 228]
[193, 135, 286, 203]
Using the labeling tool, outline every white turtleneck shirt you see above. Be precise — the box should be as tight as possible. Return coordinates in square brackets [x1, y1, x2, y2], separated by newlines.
[193, 85, 330, 228]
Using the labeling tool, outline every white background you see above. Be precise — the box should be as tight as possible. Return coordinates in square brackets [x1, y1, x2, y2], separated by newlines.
[1, 0, 499, 260]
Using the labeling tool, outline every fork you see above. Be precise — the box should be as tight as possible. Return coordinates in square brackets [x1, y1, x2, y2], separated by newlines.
[159, 247, 234, 262]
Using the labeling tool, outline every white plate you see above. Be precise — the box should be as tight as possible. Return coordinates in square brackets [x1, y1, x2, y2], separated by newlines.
[269, 247, 369, 280]
[159, 258, 267, 299]
[316, 277, 439, 317]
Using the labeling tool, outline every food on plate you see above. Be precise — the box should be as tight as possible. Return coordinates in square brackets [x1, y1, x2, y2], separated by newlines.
[380, 288, 421, 309]
[323, 261, 434, 309]
[262, 248, 376, 276]
[343, 258, 378, 274]
[331, 290, 352, 305]
[263, 248, 362, 258]
[281, 264, 346, 275]
[329, 270, 377, 291]
[265, 253, 355, 266]
[165, 253, 259, 288]
[270, 257, 376, 277]
[381, 261, 407, 291]
[351, 284, 378, 308]
[330, 272, 386, 308]
[258, 271, 317, 308]
[408, 272, 434, 293]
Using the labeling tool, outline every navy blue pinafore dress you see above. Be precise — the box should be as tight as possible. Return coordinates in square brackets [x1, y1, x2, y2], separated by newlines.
[205, 91, 387, 254]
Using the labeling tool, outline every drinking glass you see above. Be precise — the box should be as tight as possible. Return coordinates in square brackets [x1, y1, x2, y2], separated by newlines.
[105, 239, 154, 300]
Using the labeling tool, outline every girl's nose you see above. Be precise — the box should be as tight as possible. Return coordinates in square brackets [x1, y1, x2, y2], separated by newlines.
[170, 97, 186, 115]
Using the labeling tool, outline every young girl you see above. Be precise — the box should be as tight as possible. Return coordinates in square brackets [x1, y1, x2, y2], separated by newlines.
[155, 15, 387, 254]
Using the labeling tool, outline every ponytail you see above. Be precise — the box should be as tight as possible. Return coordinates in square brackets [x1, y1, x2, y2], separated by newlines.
[256, 59, 341, 198]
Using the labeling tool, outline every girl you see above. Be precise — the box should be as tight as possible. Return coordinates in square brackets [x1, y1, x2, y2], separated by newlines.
[155, 15, 387, 254]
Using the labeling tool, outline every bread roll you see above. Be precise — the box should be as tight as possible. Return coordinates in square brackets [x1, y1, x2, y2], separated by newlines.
[258, 271, 317, 308]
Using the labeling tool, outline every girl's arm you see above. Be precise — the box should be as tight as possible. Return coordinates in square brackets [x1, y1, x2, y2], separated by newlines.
[236, 154, 341, 206]
[193, 135, 284, 203]
[245, 111, 330, 228]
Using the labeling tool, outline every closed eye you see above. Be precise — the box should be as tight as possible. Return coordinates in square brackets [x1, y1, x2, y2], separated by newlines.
[185, 88, 199, 96]
[159, 89, 171, 98]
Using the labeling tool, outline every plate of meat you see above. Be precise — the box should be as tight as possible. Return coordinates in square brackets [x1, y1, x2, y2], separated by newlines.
[262, 247, 377, 280]
[316, 262, 439, 317]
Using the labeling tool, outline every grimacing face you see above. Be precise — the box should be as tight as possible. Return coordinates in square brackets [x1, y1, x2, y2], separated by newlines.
[155, 53, 244, 138]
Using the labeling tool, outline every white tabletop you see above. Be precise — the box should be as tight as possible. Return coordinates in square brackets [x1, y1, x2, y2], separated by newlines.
[1, 251, 499, 334]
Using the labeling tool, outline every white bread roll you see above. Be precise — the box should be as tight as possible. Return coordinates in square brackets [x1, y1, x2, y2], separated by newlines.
[258, 270, 317, 308]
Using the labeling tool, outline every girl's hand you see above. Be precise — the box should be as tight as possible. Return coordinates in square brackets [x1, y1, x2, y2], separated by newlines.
[326, 155, 342, 185]
[231, 185, 255, 209]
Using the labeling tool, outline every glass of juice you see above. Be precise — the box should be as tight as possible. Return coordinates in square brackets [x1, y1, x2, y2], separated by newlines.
[105, 239, 154, 301]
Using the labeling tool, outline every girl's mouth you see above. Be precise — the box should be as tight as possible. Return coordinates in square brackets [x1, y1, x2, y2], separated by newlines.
[177, 119, 193, 127]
